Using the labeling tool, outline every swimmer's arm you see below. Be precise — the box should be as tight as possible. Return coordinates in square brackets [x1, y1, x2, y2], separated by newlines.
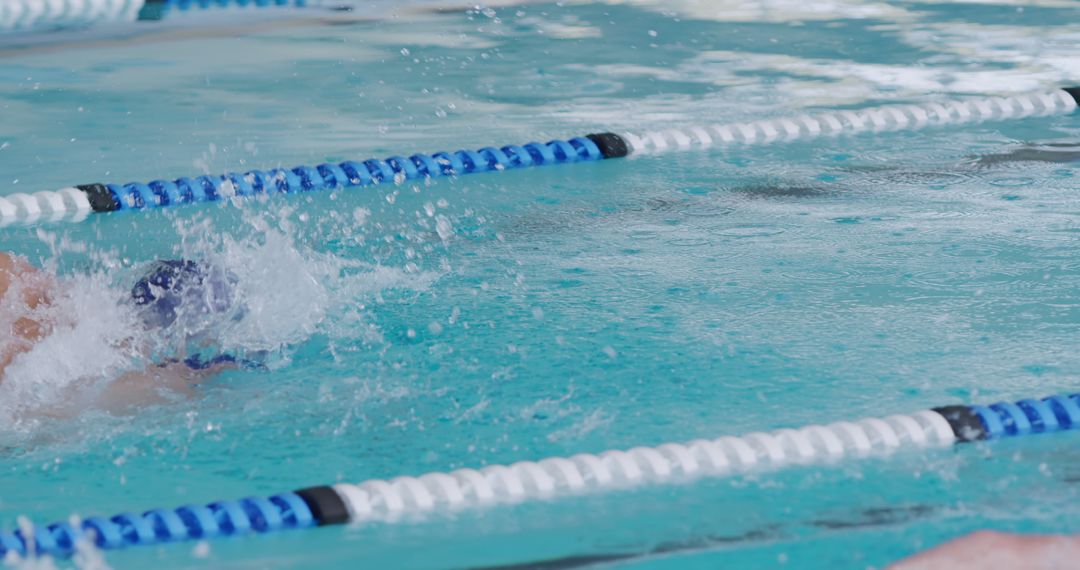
[0, 252, 54, 381]
[887, 531, 1080, 570]
[93, 362, 231, 414]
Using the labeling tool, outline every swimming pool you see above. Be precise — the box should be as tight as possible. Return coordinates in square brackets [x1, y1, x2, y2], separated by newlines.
[2, 0, 1080, 567]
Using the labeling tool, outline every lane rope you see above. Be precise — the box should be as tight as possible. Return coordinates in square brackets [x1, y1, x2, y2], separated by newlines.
[4, 392, 1079, 558]
[0, 0, 145, 32]
[136, 0, 315, 21]
[149, 0, 308, 8]
[1, 87, 1076, 228]
[0, 0, 317, 31]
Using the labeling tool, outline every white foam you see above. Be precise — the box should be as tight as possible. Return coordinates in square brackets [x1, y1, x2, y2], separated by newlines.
[595, 0, 914, 23]
[167, 211, 438, 363]
[0, 208, 437, 429]
[0, 271, 144, 424]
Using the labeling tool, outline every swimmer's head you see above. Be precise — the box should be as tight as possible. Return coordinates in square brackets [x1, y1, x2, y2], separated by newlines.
[131, 260, 239, 330]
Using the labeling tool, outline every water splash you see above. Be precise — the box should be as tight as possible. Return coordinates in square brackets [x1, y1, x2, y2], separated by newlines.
[0, 207, 438, 429]
[0, 268, 145, 426]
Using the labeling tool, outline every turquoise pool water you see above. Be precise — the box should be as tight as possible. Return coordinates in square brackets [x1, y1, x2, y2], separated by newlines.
[2, 0, 1080, 567]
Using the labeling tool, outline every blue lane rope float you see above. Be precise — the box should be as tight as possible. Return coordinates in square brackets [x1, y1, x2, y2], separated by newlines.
[4, 392, 1079, 559]
[1, 87, 1077, 228]
[136, 0, 313, 21]
[149, 0, 309, 8]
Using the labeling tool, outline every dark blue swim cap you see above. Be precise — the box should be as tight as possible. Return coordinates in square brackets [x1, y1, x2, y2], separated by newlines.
[131, 259, 238, 329]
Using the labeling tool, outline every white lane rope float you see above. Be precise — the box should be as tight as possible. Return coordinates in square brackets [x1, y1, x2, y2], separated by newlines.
[0, 0, 318, 32]
[0, 0, 145, 32]
[1, 87, 1076, 228]
[3, 392, 1078, 558]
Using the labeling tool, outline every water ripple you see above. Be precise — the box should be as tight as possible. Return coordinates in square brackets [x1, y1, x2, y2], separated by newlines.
[715, 225, 786, 238]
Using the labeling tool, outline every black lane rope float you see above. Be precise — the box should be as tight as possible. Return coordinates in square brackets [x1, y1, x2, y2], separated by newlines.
[3, 392, 1079, 558]
[1, 87, 1076, 227]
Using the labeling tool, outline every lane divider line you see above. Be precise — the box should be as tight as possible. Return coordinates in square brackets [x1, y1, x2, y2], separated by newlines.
[2, 87, 1076, 228]
[136, 0, 314, 21]
[4, 392, 1078, 559]
[0, 0, 145, 32]
[0, 0, 315, 32]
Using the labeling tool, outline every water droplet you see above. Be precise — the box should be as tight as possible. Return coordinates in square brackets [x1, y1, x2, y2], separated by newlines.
[436, 215, 453, 240]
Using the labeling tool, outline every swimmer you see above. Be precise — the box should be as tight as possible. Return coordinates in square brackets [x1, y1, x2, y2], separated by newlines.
[0, 252, 245, 414]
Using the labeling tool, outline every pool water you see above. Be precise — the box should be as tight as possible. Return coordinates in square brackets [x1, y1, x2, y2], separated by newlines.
[2, 0, 1080, 568]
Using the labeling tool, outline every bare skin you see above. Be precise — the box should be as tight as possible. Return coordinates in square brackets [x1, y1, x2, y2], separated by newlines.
[888, 531, 1080, 570]
[1, 252, 219, 414]
[0, 252, 54, 376]
[92, 362, 207, 413]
